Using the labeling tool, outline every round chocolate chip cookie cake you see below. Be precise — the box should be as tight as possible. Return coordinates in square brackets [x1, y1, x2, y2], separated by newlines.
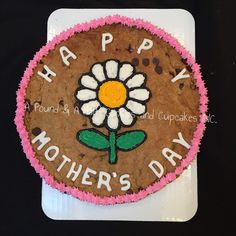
[15, 15, 208, 204]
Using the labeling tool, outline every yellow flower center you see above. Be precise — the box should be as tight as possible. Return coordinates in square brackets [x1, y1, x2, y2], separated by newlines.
[98, 81, 127, 108]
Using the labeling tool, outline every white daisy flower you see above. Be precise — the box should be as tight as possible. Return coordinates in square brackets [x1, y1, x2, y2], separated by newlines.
[75, 59, 151, 131]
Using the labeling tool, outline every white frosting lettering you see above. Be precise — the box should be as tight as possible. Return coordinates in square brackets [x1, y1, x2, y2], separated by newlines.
[171, 68, 190, 82]
[137, 38, 153, 54]
[102, 33, 113, 52]
[97, 171, 112, 192]
[148, 160, 164, 178]
[31, 131, 51, 150]
[162, 148, 182, 166]
[37, 65, 56, 83]
[120, 174, 131, 191]
[59, 46, 77, 66]
[172, 132, 190, 149]
[44, 145, 59, 161]
[66, 162, 82, 182]
[57, 154, 71, 172]
[81, 168, 97, 185]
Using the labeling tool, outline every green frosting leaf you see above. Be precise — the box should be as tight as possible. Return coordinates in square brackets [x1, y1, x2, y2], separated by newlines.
[77, 129, 109, 150]
[116, 130, 146, 151]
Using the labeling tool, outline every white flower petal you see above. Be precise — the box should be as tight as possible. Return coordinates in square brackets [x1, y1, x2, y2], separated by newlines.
[126, 100, 146, 115]
[76, 89, 96, 101]
[107, 110, 119, 130]
[126, 74, 146, 88]
[91, 107, 107, 126]
[105, 60, 118, 79]
[119, 64, 134, 81]
[129, 88, 150, 101]
[118, 108, 134, 126]
[92, 63, 106, 82]
[81, 100, 100, 115]
[81, 75, 98, 89]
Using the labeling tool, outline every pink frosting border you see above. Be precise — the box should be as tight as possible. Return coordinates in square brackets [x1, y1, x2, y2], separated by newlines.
[15, 15, 208, 205]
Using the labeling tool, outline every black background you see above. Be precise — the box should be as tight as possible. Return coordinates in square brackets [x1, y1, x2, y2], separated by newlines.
[0, 0, 235, 235]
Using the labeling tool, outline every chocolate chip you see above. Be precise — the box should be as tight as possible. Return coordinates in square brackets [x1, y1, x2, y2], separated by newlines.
[181, 58, 188, 65]
[25, 98, 30, 104]
[74, 102, 79, 108]
[32, 127, 41, 136]
[127, 44, 134, 53]
[175, 68, 182, 74]
[138, 187, 144, 191]
[80, 153, 85, 158]
[155, 65, 163, 74]
[142, 58, 149, 66]
[82, 123, 87, 127]
[39, 60, 43, 64]
[152, 57, 159, 65]
[59, 100, 64, 106]
[165, 52, 170, 57]
[131, 58, 139, 66]
[94, 175, 99, 181]
[169, 71, 175, 77]
[179, 83, 184, 90]
[186, 65, 192, 72]
[42, 68, 47, 74]
[190, 80, 197, 90]
[126, 189, 133, 194]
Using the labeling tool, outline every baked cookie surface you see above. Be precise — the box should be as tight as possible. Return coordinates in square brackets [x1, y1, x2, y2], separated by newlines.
[16, 16, 207, 204]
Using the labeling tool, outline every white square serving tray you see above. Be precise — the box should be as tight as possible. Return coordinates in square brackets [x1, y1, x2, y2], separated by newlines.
[42, 8, 197, 222]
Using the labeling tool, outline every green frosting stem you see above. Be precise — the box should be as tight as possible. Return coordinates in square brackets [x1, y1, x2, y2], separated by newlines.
[109, 131, 117, 164]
